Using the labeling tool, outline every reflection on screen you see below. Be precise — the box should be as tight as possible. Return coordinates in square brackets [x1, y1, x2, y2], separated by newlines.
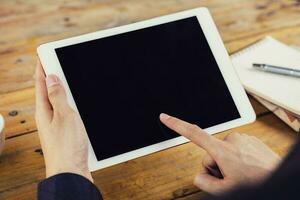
[56, 16, 240, 161]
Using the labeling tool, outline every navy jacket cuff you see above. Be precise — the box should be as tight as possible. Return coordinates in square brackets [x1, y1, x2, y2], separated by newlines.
[38, 173, 102, 200]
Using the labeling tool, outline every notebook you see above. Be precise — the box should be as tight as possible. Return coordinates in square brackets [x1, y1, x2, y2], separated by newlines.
[231, 36, 300, 116]
[251, 93, 300, 132]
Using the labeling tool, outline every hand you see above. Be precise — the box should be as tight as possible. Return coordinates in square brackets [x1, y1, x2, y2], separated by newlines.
[35, 61, 93, 182]
[160, 113, 281, 195]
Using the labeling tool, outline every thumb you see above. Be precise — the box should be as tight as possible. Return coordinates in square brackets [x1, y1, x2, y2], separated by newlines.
[45, 75, 70, 113]
[193, 172, 225, 195]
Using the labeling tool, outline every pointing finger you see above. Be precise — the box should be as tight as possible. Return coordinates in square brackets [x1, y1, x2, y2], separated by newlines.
[159, 113, 222, 156]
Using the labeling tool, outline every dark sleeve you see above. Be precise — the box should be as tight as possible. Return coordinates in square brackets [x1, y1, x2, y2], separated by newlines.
[207, 139, 300, 200]
[38, 173, 103, 200]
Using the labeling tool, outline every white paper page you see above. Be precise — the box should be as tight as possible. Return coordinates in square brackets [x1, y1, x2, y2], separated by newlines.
[231, 37, 300, 115]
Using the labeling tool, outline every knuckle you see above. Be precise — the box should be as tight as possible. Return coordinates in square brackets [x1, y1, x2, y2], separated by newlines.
[189, 124, 200, 133]
[249, 135, 257, 139]
[193, 174, 207, 189]
[230, 132, 240, 137]
[225, 132, 240, 140]
[249, 135, 260, 142]
[53, 109, 64, 118]
[186, 124, 200, 140]
[214, 149, 224, 160]
[202, 155, 213, 168]
[48, 84, 62, 97]
[55, 106, 75, 117]
[65, 107, 76, 116]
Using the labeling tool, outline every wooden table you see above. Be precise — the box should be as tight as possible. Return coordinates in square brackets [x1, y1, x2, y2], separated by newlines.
[0, 0, 299, 199]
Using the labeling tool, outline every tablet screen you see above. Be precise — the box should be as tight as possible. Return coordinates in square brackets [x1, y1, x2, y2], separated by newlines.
[56, 16, 240, 161]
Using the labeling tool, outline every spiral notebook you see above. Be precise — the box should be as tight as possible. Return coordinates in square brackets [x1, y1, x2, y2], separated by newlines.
[231, 36, 300, 116]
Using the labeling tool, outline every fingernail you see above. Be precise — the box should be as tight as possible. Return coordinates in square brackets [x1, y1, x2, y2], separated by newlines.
[160, 113, 170, 120]
[46, 75, 59, 87]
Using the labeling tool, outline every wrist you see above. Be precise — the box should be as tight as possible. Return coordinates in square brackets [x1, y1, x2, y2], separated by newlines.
[46, 165, 93, 183]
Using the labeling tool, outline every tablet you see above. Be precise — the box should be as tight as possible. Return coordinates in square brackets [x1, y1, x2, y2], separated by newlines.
[37, 7, 256, 171]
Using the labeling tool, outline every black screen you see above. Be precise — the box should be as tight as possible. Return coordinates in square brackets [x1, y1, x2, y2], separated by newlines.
[56, 16, 240, 161]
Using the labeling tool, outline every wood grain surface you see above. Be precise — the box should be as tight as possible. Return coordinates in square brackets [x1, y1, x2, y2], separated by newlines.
[0, 0, 299, 199]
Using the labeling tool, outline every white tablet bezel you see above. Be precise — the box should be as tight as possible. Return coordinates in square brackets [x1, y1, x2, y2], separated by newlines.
[37, 7, 256, 171]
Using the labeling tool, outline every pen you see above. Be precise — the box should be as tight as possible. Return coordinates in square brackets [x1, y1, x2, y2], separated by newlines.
[253, 63, 300, 78]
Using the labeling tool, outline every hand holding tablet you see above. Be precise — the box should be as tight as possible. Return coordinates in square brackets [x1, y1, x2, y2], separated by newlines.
[35, 70, 278, 195]
[37, 7, 255, 171]
[35, 62, 93, 182]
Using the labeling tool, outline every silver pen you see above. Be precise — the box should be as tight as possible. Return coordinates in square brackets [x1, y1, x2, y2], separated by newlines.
[253, 63, 300, 78]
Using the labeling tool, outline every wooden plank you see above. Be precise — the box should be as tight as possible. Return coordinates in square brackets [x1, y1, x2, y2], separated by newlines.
[0, 183, 37, 200]
[0, 132, 43, 200]
[226, 24, 300, 55]
[177, 192, 208, 200]
[0, 87, 36, 138]
[0, 0, 300, 93]
[0, 114, 297, 200]
[0, 0, 299, 46]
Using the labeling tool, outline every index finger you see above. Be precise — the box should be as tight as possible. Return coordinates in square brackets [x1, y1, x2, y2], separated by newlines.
[159, 113, 222, 155]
